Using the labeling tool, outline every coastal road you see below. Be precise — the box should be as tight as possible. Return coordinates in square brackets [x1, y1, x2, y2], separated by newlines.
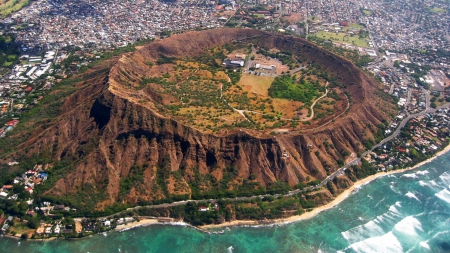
[320, 101, 450, 189]
[118, 103, 450, 215]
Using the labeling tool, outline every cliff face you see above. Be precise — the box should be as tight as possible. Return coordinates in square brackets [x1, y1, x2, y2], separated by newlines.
[6, 29, 396, 209]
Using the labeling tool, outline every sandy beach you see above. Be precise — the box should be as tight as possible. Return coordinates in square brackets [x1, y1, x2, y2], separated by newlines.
[200, 143, 450, 230]
[114, 218, 160, 231]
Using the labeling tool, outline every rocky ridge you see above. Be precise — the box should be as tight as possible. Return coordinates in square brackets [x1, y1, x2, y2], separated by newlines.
[5, 29, 397, 210]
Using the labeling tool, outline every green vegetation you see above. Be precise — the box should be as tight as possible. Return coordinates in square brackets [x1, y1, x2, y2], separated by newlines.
[361, 9, 373, 16]
[0, 0, 30, 17]
[0, 34, 20, 68]
[268, 75, 321, 104]
[315, 31, 369, 48]
[307, 36, 374, 67]
[257, 49, 299, 69]
[429, 7, 447, 13]
[119, 165, 146, 199]
[134, 191, 324, 226]
[345, 158, 376, 181]
[156, 55, 177, 65]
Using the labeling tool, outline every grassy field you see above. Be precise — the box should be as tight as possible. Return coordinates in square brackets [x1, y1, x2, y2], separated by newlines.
[349, 23, 364, 29]
[361, 9, 373, 16]
[237, 74, 274, 97]
[316, 31, 369, 47]
[429, 7, 447, 13]
[0, 0, 29, 17]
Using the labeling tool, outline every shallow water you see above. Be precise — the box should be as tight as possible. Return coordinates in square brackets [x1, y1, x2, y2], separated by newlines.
[2, 154, 450, 253]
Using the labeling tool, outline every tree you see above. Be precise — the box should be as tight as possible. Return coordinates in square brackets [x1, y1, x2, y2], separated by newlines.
[327, 181, 335, 195]
[431, 102, 437, 109]
[27, 217, 40, 229]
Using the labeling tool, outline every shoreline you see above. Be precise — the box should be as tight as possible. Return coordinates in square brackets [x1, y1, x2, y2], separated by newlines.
[5, 145, 450, 240]
[113, 218, 160, 231]
[199, 143, 450, 230]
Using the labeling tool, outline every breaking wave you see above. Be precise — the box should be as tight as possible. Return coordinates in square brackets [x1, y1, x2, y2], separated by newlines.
[405, 191, 421, 202]
[435, 189, 450, 204]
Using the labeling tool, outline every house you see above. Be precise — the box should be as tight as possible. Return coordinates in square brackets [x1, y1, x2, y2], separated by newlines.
[198, 206, 208, 212]
[255, 63, 275, 71]
[45, 226, 52, 234]
[62, 228, 73, 234]
[5, 119, 19, 127]
[54, 205, 65, 210]
[2, 185, 13, 190]
[223, 58, 245, 67]
[39, 172, 48, 180]
[1, 223, 9, 232]
[54, 224, 61, 234]
[36, 226, 45, 234]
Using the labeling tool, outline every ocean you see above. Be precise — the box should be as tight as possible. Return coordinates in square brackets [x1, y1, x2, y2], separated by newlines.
[1, 152, 450, 253]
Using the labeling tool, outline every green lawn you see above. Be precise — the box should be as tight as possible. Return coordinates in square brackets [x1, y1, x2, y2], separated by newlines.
[429, 7, 447, 13]
[316, 31, 369, 47]
[361, 9, 373, 16]
[349, 23, 364, 29]
[0, 0, 29, 17]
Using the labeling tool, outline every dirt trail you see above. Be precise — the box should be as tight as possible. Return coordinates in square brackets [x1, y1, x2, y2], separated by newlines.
[300, 82, 329, 121]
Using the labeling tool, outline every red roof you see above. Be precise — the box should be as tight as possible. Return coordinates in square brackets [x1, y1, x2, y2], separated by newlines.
[6, 120, 19, 127]
[396, 147, 405, 152]
[25, 86, 32, 92]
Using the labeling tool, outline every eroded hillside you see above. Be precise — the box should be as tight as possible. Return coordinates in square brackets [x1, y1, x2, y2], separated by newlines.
[0, 29, 397, 212]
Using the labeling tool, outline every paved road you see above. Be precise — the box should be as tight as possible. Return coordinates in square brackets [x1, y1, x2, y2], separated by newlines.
[118, 102, 450, 214]
[321, 100, 450, 189]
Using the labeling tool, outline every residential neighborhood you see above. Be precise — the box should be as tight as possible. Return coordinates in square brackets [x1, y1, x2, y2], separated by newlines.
[0, 0, 449, 244]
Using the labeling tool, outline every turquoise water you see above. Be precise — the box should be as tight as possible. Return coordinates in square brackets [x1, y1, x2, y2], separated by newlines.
[2, 154, 450, 253]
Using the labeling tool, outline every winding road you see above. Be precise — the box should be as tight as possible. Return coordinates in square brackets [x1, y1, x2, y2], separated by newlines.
[118, 97, 450, 214]
[300, 82, 329, 121]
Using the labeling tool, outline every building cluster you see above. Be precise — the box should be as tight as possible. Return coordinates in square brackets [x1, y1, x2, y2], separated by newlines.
[368, 108, 450, 171]
[302, 0, 449, 54]
[0, 164, 51, 200]
[0, 119, 19, 137]
[0, 50, 62, 137]
[2, 0, 227, 51]
[357, 0, 449, 53]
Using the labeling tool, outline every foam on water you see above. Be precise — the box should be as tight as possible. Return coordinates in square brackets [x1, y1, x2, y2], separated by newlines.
[429, 180, 438, 186]
[341, 220, 385, 244]
[419, 180, 428, 187]
[419, 241, 430, 250]
[438, 171, 450, 185]
[2, 150, 450, 253]
[416, 170, 429, 176]
[345, 231, 403, 253]
[389, 204, 401, 216]
[392, 216, 423, 237]
[405, 191, 421, 202]
[435, 188, 450, 204]
[402, 173, 419, 179]
[342, 203, 403, 244]
[390, 184, 402, 195]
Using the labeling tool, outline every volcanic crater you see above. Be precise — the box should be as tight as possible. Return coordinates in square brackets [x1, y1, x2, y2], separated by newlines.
[5, 29, 397, 209]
